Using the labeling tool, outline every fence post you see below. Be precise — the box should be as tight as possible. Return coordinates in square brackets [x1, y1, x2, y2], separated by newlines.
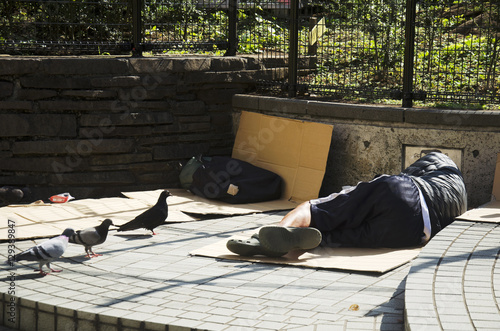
[402, 0, 417, 107]
[131, 0, 143, 57]
[288, 0, 299, 98]
[226, 0, 238, 56]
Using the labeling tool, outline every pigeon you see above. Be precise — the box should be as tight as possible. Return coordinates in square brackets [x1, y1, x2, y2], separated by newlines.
[13, 228, 75, 275]
[69, 219, 114, 258]
[117, 190, 171, 235]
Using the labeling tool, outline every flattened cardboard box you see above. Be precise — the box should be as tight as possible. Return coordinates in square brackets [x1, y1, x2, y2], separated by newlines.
[457, 152, 500, 223]
[190, 231, 421, 273]
[232, 111, 333, 202]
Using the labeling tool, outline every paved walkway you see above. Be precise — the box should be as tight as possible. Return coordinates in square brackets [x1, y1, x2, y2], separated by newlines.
[0, 212, 498, 330]
[405, 220, 500, 331]
[2, 211, 408, 330]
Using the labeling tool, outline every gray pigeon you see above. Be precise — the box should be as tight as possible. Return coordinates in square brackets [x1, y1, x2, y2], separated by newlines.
[14, 228, 75, 275]
[69, 219, 114, 258]
[117, 190, 171, 235]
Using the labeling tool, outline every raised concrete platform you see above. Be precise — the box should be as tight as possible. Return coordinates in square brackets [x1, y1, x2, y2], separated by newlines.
[1, 212, 498, 330]
[2, 211, 409, 331]
[405, 220, 500, 330]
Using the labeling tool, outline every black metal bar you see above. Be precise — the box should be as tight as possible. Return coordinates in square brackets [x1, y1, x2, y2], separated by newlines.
[288, 0, 299, 98]
[225, 0, 238, 56]
[402, 0, 417, 108]
[131, 0, 143, 57]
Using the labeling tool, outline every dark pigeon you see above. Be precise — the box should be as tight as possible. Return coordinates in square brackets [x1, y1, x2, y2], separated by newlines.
[117, 190, 171, 235]
[69, 219, 114, 258]
[13, 228, 75, 275]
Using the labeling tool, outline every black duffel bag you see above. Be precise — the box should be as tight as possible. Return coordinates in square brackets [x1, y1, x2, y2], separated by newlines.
[189, 156, 282, 204]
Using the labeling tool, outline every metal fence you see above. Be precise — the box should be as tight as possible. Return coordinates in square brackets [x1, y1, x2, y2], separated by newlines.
[1, 0, 499, 107]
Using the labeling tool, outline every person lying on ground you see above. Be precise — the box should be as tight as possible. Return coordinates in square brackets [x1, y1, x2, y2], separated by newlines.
[227, 152, 467, 257]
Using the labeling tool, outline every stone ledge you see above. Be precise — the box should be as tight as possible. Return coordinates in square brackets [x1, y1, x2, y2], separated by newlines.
[233, 94, 500, 127]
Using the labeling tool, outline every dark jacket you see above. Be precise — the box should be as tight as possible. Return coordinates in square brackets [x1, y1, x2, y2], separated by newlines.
[402, 152, 467, 237]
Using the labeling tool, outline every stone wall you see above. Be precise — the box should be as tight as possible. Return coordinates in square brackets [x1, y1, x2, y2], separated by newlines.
[0, 56, 264, 200]
[233, 94, 500, 209]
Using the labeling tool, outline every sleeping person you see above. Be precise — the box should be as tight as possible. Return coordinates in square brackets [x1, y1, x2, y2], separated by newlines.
[227, 152, 467, 257]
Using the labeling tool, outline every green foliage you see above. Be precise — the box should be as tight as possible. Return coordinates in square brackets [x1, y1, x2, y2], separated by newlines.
[2, 0, 500, 108]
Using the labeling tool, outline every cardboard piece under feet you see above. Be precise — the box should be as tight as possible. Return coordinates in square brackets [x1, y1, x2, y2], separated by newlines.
[456, 152, 500, 223]
[0, 112, 333, 241]
[190, 231, 422, 273]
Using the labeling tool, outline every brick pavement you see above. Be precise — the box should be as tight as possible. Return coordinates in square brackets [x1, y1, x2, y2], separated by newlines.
[1, 211, 409, 331]
[405, 220, 500, 331]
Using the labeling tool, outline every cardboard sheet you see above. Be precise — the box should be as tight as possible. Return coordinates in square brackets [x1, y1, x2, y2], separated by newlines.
[122, 189, 297, 216]
[232, 111, 333, 202]
[190, 232, 422, 273]
[457, 153, 500, 223]
[0, 189, 297, 241]
[456, 200, 500, 223]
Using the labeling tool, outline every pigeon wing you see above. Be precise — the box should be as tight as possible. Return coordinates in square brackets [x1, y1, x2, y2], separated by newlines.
[144, 207, 168, 231]
[70, 228, 102, 247]
[16, 236, 67, 262]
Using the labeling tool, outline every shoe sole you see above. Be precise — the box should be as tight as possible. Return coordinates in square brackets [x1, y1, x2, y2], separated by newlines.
[226, 236, 287, 257]
[258, 226, 322, 254]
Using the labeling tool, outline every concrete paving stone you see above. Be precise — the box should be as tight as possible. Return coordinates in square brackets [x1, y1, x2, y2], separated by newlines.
[226, 317, 260, 328]
[467, 304, 500, 314]
[404, 294, 434, 304]
[234, 302, 267, 313]
[231, 309, 264, 322]
[162, 318, 203, 330]
[262, 291, 307, 304]
[203, 278, 250, 290]
[468, 312, 500, 321]
[340, 318, 376, 329]
[285, 308, 317, 319]
[254, 320, 289, 330]
[154, 306, 185, 317]
[463, 293, 496, 302]
[472, 319, 500, 329]
[284, 302, 318, 312]
[405, 317, 441, 329]
[57, 299, 93, 311]
[202, 314, 235, 324]
[195, 321, 227, 331]
[404, 306, 437, 318]
[178, 310, 212, 321]
[226, 287, 268, 299]
[464, 286, 494, 294]
[208, 306, 243, 317]
[363, 283, 405, 295]
[404, 280, 433, 291]
[285, 316, 318, 326]
[257, 312, 289, 323]
[131, 303, 165, 314]
[271, 285, 318, 297]
[436, 307, 470, 321]
[440, 321, 475, 330]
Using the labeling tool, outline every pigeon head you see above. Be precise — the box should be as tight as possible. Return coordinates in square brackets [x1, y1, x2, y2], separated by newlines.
[61, 228, 75, 238]
[102, 218, 114, 227]
[158, 190, 171, 201]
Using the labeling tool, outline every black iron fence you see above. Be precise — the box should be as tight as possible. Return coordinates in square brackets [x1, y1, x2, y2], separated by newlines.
[1, 0, 499, 107]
